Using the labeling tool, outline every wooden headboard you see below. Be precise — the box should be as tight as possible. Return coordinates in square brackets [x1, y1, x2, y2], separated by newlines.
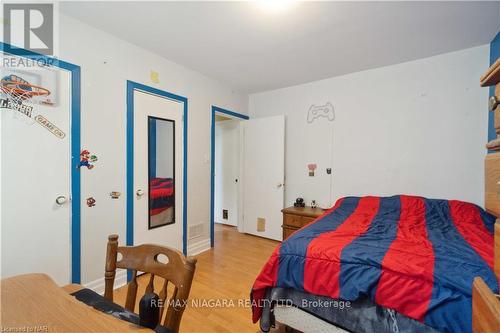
[485, 153, 500, 280]
[475, 155, 500, 332]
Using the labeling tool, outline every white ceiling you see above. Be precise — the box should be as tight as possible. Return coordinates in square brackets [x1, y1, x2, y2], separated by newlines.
[61, 1, 500, 93]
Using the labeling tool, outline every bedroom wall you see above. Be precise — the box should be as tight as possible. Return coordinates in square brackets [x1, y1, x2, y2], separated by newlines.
[249, 45, 490, 209]
[59, 14, 248, 285]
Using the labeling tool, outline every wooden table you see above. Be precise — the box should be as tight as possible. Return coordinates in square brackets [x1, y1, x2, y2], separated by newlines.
[0, 273, 152, 332]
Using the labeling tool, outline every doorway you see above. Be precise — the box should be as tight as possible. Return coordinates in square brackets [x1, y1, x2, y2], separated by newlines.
[210, 106, 248, 247]
[126, 81, 187, 255]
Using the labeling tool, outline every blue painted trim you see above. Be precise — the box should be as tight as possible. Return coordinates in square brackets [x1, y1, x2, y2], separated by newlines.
[126, 81, 134, 249]
[212, 106, 249, 121]
[183, 100, 188, 256]
[488, 31, 500, 152]
[0, 42, 81, 283]
[210, 106, 249, 247]
[70, 66, 81, 284]
[211, 111, 215, 247]
[126, 81, 188, 263]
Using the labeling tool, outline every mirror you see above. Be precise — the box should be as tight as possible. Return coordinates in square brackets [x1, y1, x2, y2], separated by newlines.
[148, 116, 175, 229]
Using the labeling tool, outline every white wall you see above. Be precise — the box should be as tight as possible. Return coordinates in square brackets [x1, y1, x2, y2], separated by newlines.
[59, 15, 248, 284]
[214, 120, 240, 226]
[250, 45, 490, 209]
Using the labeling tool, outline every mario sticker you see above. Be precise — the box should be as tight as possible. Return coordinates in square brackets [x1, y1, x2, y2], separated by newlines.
[78, 149, 98, 169]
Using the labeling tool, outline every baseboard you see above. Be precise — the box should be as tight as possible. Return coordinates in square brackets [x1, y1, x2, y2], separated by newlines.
[187, 238, 211, 256]
[84, 269, 127, 295]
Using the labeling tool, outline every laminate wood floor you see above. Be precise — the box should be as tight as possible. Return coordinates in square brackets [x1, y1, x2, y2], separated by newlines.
[114, 223, 281, 333]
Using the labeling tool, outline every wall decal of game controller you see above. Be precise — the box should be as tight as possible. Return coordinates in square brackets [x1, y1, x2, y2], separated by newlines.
[307, 102, 335, 123]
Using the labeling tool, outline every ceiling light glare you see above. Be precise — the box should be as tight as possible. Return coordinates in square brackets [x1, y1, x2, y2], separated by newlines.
[256, 0, 298, 14]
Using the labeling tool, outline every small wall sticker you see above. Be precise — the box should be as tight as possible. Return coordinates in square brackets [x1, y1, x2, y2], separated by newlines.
[86, 197, 96, 207]
[78, 149, 98, 169]
[308, 163, 317, 177]
[307, 102, 335, 123]
[34, 115, 66, 139]
[110, 191, 121, 199]
[150, 70, 159, 84]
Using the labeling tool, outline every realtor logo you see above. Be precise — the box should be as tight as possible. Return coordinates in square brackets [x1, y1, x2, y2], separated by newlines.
[3, 3, 54, 55]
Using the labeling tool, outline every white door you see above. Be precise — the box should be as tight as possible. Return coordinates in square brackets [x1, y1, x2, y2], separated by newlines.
[214, 120, 240, 226]
[133, 90, 183, 250]
[1, 60, 72, 285]
[242, 115, 285, 240]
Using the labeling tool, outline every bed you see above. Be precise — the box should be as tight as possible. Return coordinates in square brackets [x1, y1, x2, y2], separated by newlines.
[149, 177, 174, 227]
[251, 195, 499, 333]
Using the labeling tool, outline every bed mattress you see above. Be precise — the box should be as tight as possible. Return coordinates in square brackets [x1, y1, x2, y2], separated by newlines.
[274, 305, 347, 333]
[261, 288, 441, 333]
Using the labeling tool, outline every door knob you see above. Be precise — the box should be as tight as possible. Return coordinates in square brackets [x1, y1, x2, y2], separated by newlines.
[277, 183, 284, 188]
[55, 196, 67, 205]
[136, 189, 145, 196]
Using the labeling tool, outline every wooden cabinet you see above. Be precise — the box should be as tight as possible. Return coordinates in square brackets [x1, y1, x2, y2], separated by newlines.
[281, 206, 325, 241]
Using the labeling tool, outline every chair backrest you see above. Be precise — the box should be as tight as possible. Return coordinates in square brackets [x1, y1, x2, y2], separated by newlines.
[103, 235, 197, 333]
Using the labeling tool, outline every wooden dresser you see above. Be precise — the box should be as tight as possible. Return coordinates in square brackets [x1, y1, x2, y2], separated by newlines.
[281, 206, 325, 241]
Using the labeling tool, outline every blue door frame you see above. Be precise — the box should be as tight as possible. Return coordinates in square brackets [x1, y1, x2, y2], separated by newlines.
[1, 42, 82, 283]
[126, 81, 188, 258]
[210, 106, 249, 247]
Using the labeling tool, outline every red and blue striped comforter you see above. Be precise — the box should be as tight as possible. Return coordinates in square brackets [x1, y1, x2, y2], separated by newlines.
[251, 195, 498, 333]
[149, 177, 174, 216]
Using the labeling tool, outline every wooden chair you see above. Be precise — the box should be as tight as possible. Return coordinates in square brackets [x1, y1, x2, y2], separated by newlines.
[104, 235, 197, 333]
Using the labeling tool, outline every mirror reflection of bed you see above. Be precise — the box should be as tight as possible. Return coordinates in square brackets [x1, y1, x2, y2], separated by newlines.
[148, 116, 175, 229]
